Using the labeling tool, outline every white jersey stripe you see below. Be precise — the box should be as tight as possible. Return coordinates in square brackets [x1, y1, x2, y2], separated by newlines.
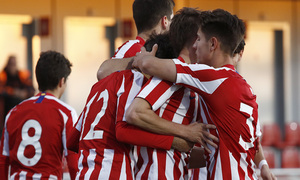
[59, 109, 68, 156]
[138, 77, 181, 111]
[177, 72, 227, 94]
[136, 147, 148, 180]
[76, 150, 84, 180]
[165, 149, 174, 180]
[149, 149, 158, 179]
[33, 173, 42, 179]
[122, 70, 144, 122]
[49, 175, 57, 180]
[11, 172, 17, 180]
[19, 171, 27, 180]
[173, 59, 230, 94]
[120, 153, 127, 180]
[98, 149, 114, 179]
[214, 150, 223, 179]
[231, 152, 240, 179]
[79, 93, 98, 140]
[239, 152, 248, 179]
[116, 75, 126, 121]
[84, 149, 97, 179]
[113, 40, 140, 58]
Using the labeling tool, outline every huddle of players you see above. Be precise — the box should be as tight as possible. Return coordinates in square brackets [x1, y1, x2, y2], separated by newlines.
[0, 0, 276, 179]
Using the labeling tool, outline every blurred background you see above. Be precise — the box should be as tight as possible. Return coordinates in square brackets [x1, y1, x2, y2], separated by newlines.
[0, 0, 299, 179]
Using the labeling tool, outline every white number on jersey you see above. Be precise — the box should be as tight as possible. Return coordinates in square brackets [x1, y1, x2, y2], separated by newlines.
[239, 102, 255, 151]
[17, 119, 42, 166]
[83, 89, 109, 140]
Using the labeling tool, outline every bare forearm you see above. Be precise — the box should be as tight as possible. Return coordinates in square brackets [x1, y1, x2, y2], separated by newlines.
[254, 142, 265, 166]
[132, 47, 177, 82]
[125, 98, 188, 138]
[97, 58, 133, 80]
[171, 137, 194, 152]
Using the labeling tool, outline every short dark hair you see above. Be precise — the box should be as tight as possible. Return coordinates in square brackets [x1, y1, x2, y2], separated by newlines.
[144, 33, 176, 59]
[234, 39, 245, 54]
[169, 7, 202, 56]
[133, 0, 175, 34]
[199, 9, 246, 56]
[35, 51, 72, 91]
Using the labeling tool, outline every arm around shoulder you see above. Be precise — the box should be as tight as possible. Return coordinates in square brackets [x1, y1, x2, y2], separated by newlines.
[97, 58, 133, 80]
[132, 45, 177, 82]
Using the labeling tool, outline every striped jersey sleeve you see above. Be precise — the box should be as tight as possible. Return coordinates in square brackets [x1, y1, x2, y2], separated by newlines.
[112, 36, 145, 59]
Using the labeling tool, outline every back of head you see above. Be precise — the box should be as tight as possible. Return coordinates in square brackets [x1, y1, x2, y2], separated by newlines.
[199, 9, 245, 56]
[144, 33, 176, 59]
[169, 7, 202, 56]
[133, 0, 175, 34]
[35, 51, 72, 92]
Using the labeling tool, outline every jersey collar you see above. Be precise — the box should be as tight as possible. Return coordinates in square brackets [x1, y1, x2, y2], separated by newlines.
[177, 56, 185, 63]
[136, 36, 145, 45]
[222, 64, 235, 70]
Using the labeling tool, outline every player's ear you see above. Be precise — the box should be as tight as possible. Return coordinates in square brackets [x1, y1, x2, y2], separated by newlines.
[161, 15, 169, 30]
[209, 37, 218, 51]
[58, 77, 65, 88]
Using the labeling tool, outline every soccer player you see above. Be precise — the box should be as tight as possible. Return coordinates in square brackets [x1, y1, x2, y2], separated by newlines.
[68, 31, 216, 179]
[97, 0, 175, 80]
[0, 51, 78, 180]
[131, 9, 275, 180]
[190, 39, 246, 180]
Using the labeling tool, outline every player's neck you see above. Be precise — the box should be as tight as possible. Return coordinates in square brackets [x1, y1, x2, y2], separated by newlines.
[138, 25, 166, 42]
[44, 88, 62, 99]
[179, 48, 191, 64]
[211, 51, 234, 68]
[138, 32, 150, 42]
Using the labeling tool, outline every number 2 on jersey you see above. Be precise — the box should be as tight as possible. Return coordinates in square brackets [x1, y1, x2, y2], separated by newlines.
[83, 89, 109, 140]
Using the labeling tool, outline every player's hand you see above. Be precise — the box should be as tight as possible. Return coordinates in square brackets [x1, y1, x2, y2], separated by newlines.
[132, 44, 158, 71]
[260, 165, 277, 180]
[184, 122, 218, 153]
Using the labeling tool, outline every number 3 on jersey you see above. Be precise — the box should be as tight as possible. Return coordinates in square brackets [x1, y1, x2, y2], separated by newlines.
[83, 89, 109, 140]
[17, 119, 42, 166]
[239, 102, 255, 151]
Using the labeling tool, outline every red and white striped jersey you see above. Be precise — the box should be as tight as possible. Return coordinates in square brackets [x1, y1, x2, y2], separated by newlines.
[189, 167, 207, 180]
[173, 59, 262, 180]
[74, 70, 174, 180]
[134, 57, 200, 180]
[0, 92, 78, 180]
[112, 36, 145, 59]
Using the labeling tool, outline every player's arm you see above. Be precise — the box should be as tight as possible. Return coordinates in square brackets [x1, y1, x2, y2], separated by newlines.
[132, 45, 177, 83]
[116, 121, 193, 152]
[66, 151, 78, 180]
[254, 141, 277, 180]
[67, 112, 84, 153]
[65, 114, 79, 180]
[97, 58, 133, 80]
[125, 97, 219, 153]
[67, 127, 80, 153]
